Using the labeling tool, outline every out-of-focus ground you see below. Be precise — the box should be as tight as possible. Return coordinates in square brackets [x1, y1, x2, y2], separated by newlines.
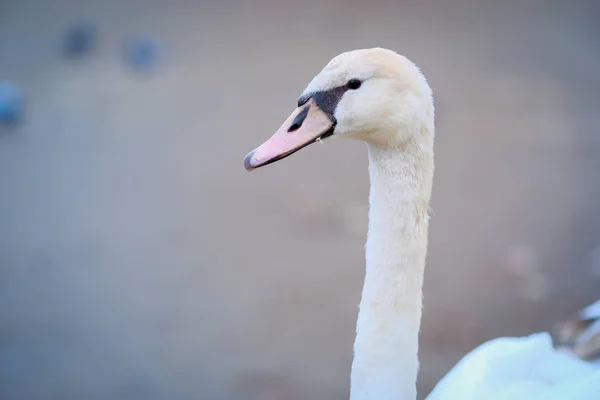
[1, 1, 600, 399]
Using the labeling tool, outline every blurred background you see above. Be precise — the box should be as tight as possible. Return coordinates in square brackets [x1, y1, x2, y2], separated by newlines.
[1, 0, 599, 399]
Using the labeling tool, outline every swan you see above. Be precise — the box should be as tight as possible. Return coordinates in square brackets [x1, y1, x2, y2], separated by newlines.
[243, 47, 600, 400]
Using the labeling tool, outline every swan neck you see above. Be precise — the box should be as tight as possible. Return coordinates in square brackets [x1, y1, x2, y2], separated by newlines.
[349, 140, 433, 400]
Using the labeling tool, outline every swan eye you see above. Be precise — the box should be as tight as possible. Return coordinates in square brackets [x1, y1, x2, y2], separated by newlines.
[347, 79, 362, 90]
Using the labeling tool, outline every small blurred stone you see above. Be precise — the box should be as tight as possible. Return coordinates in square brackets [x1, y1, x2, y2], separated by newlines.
[0, 81, 24, 125]
[518, 269, 548, 302]
[124, 36, 161, 71]
[504, 245, 547, 301]
[63, 21, 96, 58]
[505, 245, 538, 277]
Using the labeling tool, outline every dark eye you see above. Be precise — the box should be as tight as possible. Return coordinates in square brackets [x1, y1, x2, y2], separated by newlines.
[347, 78, 362, 90]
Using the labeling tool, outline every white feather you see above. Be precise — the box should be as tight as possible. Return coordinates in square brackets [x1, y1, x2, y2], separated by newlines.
[427, 333, 600, 400]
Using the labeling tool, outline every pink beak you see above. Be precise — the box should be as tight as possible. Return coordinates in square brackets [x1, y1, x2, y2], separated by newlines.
[244, 98, 335, 171]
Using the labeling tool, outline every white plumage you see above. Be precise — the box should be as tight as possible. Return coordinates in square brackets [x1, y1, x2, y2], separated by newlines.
[428, 331, 600, 400]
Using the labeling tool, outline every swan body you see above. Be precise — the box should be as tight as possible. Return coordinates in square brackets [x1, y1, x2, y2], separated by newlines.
[428, 297, 600, 399]
[243, 47, 600, 399]
[428, 333, 599, 400]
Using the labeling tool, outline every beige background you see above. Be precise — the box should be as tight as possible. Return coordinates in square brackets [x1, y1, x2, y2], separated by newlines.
[1, 1, 599, 399]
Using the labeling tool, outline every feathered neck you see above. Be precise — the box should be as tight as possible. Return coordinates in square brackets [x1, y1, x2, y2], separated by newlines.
[349, 133, 434, 400]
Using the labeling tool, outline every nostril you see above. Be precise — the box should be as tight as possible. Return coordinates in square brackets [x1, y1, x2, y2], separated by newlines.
[288, 105, 309, 132]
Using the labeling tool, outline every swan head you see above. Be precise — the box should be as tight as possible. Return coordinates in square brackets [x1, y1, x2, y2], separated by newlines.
[244, 47, 433, 171]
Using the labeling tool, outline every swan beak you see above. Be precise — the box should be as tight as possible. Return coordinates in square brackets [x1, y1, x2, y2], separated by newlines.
[244, 98, 335, 171]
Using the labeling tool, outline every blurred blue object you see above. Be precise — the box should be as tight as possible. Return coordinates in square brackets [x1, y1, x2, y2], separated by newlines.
[0, 346, 24, 381]
[124, 36, 161, 71]
[63, 21, 96, 58]
[0, 81, 24, 125]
